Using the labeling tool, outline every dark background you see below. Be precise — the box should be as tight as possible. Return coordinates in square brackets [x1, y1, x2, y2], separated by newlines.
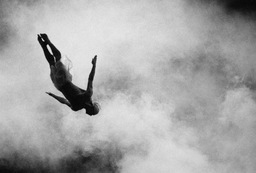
[206, 0, 256, 15]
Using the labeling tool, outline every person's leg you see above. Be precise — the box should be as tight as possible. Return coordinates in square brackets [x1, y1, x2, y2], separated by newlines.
[38, 35, 55, 66]
[40, 34, 62, 62]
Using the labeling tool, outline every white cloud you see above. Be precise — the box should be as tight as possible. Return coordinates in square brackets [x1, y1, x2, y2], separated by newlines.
[0, 0, 256, 172]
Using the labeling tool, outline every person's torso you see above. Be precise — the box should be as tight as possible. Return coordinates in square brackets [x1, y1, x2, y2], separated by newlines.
[60, 82, 93, 110]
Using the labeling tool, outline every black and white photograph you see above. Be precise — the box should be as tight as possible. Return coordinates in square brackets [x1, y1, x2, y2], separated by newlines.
[0, 0, 256, 172]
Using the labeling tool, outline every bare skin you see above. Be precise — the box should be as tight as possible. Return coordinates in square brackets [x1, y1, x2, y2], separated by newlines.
[38, 33, 99, 115]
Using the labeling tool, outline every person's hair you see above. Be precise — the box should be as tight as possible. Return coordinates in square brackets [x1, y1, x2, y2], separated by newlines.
[92, 102, 100, 115]
[86, 102, 100, 115]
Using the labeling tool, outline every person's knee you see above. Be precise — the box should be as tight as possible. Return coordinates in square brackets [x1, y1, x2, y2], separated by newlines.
[54, 51, 61, 61]
[55, 51, 61, 57]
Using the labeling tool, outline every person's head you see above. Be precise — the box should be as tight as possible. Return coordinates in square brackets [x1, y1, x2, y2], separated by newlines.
[86, 102, 100, 115]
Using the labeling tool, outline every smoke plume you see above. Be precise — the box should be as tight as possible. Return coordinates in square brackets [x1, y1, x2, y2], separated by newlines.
[0, 0, 256, 172]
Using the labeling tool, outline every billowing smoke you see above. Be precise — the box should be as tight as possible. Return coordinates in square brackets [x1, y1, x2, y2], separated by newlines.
[0, 0, 256, 172]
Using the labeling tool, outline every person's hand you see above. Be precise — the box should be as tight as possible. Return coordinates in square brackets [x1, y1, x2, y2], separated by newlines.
[46, 92, 54, 96]
[92, 55, 97, 65]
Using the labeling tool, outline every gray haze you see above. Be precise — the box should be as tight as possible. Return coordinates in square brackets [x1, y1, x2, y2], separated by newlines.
[0, 0, 256, 172]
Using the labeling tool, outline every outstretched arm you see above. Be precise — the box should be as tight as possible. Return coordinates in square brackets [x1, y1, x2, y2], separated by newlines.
[89, 55, 97, 81]
[46, 92, 71, 108]
[87, 55, 97, 95]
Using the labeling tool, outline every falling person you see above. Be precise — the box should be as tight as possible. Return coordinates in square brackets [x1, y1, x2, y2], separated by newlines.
[38, 33, 100, 115]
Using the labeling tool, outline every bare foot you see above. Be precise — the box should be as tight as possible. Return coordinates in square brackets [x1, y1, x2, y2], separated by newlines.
[40, 33, 50, 43]
[37, 34, 46, 46]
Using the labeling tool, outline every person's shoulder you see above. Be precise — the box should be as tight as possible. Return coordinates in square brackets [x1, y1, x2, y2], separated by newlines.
[71, 105, 80, 111]
[83, 90, 93, 97]
[77, 87, 86, 92]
